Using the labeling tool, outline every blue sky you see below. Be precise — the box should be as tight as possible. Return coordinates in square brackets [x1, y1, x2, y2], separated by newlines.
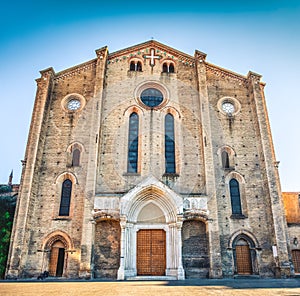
[1, 1, 299, 191]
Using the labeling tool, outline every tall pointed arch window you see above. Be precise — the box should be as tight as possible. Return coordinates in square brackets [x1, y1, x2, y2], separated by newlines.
[72, 148, 80, 167]
[222, 150, 230, 169]
[59, 179, 72, 216]
[229, 178, 242, 215]
[127, 112, 139, 173]
[165, 113, 176, 173]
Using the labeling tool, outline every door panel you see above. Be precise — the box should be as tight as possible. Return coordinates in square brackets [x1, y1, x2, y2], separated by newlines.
[137, 229, 166, 276]
[292, 250, 300, 273]
[236, 245, 252, 274]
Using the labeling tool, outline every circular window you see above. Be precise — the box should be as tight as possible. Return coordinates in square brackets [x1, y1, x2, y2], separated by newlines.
[217, 97, 241, 116]
[140, 88, 163, 108]
[222, 101, 235, 114]
[67, 98, 81, 111]
[61, 93, 86, 113]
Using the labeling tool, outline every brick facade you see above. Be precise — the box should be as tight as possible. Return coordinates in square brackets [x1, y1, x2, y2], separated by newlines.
[6, 40, 294, 279]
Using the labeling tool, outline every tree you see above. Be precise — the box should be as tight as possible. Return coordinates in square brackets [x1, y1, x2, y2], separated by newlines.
[0, 186, 17, 278]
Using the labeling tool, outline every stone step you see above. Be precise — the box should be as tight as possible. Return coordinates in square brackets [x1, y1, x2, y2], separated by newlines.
[126, 276, 178, 281]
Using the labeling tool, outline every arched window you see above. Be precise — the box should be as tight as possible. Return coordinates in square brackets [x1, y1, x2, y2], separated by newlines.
[169, 63, 175, 73]
[127, 112, 139, 173]
[229, 178, 242, 215]
[137, 61, 142, 71]
[72, 148, 80, 167]
[165, 114, 175, 173]
[162, 62, 175, 73]
[130, 61, 135, 71]
[162, 63, 168, 73]
[130, 61, 142, 71]
[59, 179, 72, 216]
[222, 150, 230, 169]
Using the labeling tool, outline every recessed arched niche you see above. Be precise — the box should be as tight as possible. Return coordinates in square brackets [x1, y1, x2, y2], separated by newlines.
[137, 202, 166, 223]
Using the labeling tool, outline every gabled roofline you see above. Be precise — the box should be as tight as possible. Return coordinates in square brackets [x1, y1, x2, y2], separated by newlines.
[108, 39, 194, 62]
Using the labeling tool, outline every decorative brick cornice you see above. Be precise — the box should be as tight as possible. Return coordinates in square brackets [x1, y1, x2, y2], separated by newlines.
[206, 62, 247, 84]
[35, 67, 55, 86]
[194, 50, 207, 61]
[95, 46, 108, 59]
[55, 59, 97, 81]
[93, 209, 120, 221]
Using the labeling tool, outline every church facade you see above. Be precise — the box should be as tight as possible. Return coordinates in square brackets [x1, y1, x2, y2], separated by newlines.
[6, 40, 292, 279]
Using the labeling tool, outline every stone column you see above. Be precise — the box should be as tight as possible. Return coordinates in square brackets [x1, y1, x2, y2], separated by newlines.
[117, 216, 127, 280]
[176, 217, 185, 280]
[90, 220, 96, 279]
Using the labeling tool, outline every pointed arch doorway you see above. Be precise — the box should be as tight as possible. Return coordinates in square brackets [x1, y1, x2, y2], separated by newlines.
[118, 178, 185, 280]
[49, 241, 65, 277]
[136, 203, 166, 276]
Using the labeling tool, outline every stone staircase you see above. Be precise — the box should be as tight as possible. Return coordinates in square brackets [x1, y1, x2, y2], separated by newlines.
[126, 276, 177, 281]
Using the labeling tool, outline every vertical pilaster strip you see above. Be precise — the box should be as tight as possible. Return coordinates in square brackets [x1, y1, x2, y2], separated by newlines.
[79, 46, 108, 278]
[176, 217, 185, 279]
[248, 71, 291, 276]
[195, 50, 222, 278]
[117, 216, 126, 280]
[6, 68, 55, 278]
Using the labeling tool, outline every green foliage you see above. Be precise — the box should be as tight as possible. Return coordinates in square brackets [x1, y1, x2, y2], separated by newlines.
[0, 193, 16, 278]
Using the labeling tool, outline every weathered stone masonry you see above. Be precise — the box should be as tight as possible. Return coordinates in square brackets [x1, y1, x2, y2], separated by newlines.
[6, 40, 294, 279]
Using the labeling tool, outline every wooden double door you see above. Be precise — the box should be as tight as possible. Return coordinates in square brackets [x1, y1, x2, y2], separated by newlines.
[49, 241, 65, 277]
[137, 229, 166, 276]
[236, 245, 252, 275]
[292, 250, 300, 273]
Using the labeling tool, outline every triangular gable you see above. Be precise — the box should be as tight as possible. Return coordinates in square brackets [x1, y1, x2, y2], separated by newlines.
[108, 39, 195, 66]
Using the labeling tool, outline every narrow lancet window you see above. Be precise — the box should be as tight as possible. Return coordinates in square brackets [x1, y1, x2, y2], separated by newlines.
[127, 112, 139, 173]
[222, 150, 230, 169]
[59, 179, 72, 216]
[165, 113, 176, 173]
[230, 178, 242, 215]
[72, 148, 80, 167]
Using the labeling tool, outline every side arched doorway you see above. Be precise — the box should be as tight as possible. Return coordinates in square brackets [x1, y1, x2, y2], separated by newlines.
[49, 240, 66, 277]
[292, 250, 300, 273]
[232, 234, 258, 275]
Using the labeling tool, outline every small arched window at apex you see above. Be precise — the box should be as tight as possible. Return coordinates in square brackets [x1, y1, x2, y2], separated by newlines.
[137, 61, 142, 71]
[169, 63, 175, 73]
[162, 62, 175, 73]
[162, 63, 168, 73]
[72, 148, 80, 167]
[129, 61, 142, 72]
[130, 61, 135, 71]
